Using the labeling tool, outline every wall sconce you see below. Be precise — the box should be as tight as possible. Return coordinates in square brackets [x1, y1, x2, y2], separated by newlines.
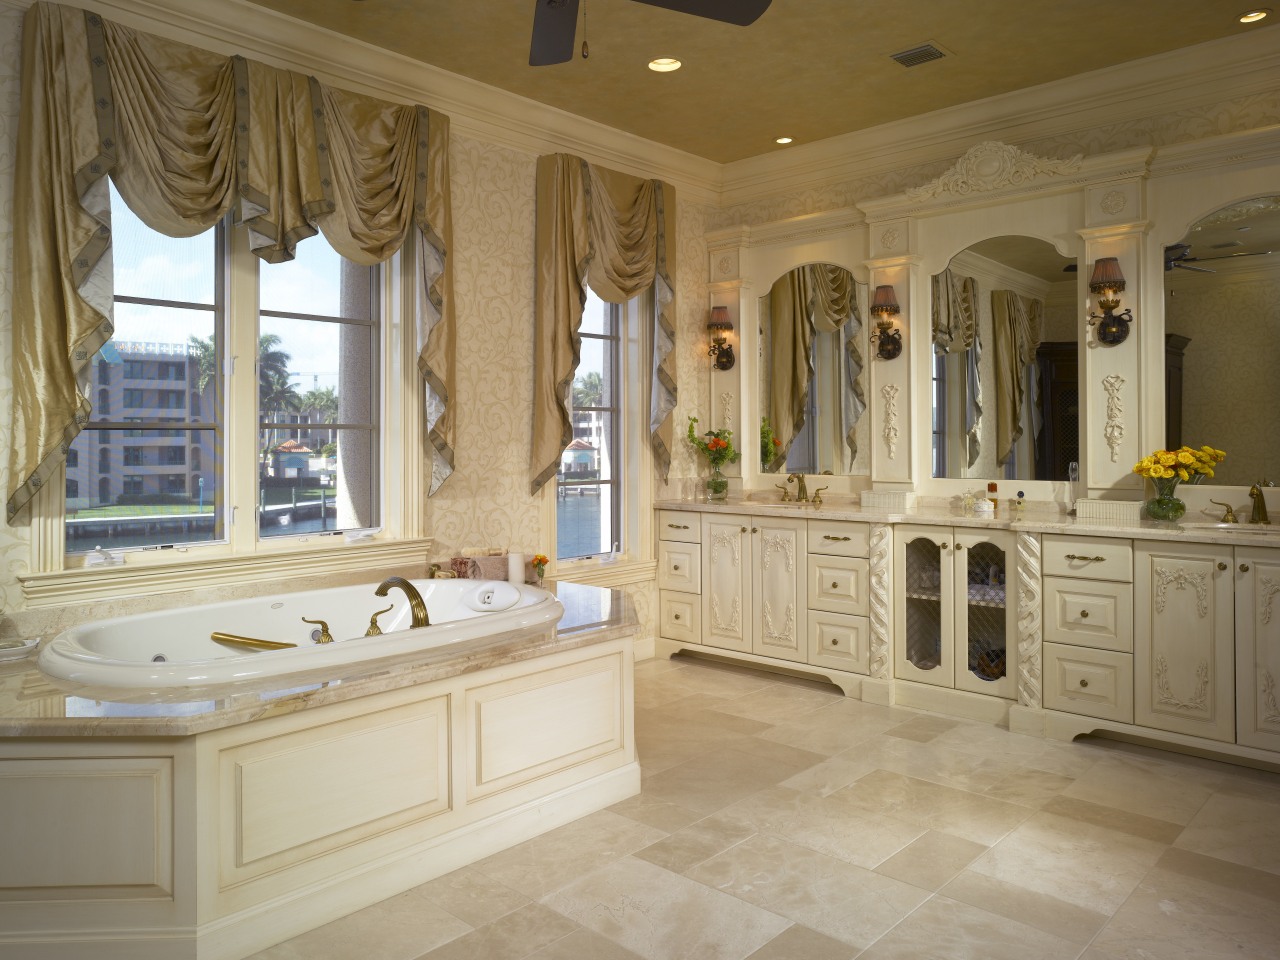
[707, 306, 735, 370]
[869, 285, 902, 360]
[1087, 257, 1133, 346]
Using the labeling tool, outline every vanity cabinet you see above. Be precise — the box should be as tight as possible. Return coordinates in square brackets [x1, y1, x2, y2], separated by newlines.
[1134, 541, 1235, 743]
[702, 513, 807, 662]
[894, 525, 1017, 700]
[1235, 545, 1280, 751]
[657, 511, 702, 646]
[806, 519, 871, 673]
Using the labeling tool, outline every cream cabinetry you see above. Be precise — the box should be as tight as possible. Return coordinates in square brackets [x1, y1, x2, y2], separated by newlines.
[807, 520, 871, 673]
[1134, 541, 1235, 743]
[702, 513, 807, 662]
[657, 511, 702, 646]
[894, 525, 1017, 700]
[1235, 545, 1280, 751]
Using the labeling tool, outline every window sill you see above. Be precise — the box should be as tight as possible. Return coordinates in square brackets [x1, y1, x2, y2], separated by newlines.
[552, 556, 658, 589]
[20, 537, 434, 608]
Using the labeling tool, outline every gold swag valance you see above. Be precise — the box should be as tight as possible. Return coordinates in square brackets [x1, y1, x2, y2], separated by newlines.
[531, 153, 677, 494]
[7, 1, 456, 521]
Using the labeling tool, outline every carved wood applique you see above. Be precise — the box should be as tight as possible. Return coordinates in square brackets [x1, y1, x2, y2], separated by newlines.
[1102, 374, 1125, 463]
[1154, 565, 1209, 617]
[905, 142, 1084, 202]
[1017, 533, 1042, 709]
[1260, 575, 1280, 625]
[1261, 672, 1280, 725]
[761, 601, 796, 646]
[868, 524, 892, 679]
[881, 384, 900, 460]
[1155, 655, 1210, 712]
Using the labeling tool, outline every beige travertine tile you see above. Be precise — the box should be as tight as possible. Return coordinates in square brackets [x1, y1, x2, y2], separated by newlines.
[1060, 755, 1213, 825]
[471, 810, 666, 899]
[1082, 847, 1280, 960]
[964, 809, 1168, 914]
[634, 811, 756, 873]
[1174, 791, 1280, 875]
[686, 833, 928, 949]
[779, 753, 885, 796]
[609, 793, 704, 833]
[980, 767, 1076, 808]
[874, 830, 988, 890]
[414, 864, 529, 927]
[940, 869, 1110, 945]
[249, 887, 471, 960]
[856, 895, 1080, 960]
[415, 902, 577, 960]
[640, 742, 823, 814]
[744, 924, 856, 960]
[544, 856, 790, 960]
[523, 927, 646, 960]
[1040, 794, 1183, 844]
[707, 681, 842, 725]
[884, 714, 960, 743]
[757, 703, 902, 755]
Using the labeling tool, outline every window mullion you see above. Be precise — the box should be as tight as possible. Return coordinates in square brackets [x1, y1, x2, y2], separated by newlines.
[225, 225, 259, 553]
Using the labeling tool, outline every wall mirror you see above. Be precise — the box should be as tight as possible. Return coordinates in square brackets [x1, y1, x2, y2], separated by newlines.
[930, 236, 1078, 483]
[1164, 195, 1280, 486]
[757, 263, 868, 476]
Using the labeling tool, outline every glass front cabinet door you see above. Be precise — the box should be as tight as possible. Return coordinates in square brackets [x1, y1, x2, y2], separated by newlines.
[894, 525, 1017, 700]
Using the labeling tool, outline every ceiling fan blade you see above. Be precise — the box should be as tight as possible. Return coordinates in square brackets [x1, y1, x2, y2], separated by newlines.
[1170, 262, 1215, 273]
[1193, 249, 1275, 261]
[530, 0, 580, 66]
[628, 0, 772, 27]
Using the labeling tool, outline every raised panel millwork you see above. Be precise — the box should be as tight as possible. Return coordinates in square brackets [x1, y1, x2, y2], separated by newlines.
[807, 555, 870, 616]
[703, 514, 750, 653]
[1043, 643, 1134, 723]
[807, 520, 870, 558]
[1043, 576, 1133, 653]
[657, 541, 701, 594]
[467, 653, 624, 801]
[1236, 547, 1280, 750]
[0, 757, 173, 900]
[220, 697, 450, 882]
[753, 518, 807, 662]
[809, 611, 870, 673]
[659, 590, 701, 644]
[1135, 542, 1234, 742]
[1042, 535, 1133, 582]
[657, 511, 700, 544]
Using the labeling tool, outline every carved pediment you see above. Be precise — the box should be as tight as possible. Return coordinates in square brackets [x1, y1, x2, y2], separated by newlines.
[906, 142, 1084, 202]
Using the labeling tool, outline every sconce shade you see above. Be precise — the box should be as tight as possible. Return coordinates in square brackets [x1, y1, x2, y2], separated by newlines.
[707, 305, 732, 334]
[1087, 257, 1133, 346]
[870, 285, 900, 317]
[1088, 257, 1126, 294]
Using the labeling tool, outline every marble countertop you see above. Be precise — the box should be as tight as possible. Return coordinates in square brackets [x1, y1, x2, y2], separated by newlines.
[0, 581, 635, 739]
[655, 496, 1280, 547]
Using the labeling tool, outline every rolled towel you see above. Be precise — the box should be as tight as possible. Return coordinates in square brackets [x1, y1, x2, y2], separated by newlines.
[467, 555, 510, 581]
[463, 580, 521, 613]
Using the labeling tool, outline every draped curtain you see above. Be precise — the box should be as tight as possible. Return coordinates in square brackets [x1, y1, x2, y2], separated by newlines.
[991, 290, 1044, 467]
[766, 264, 864, 471]
[531, 153, 676, 494]
[931, 269, 982, 468]
[8, 1, 455, 521]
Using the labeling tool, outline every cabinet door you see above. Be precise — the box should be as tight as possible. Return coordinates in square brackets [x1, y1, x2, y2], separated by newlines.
[702, 514, 751, 653]
[753, 517, 807, 663]
[954, 530, 1017, 700]
[1134, 542, 1234, 743]
[894, 525, 954, 687]
[1236, 546, 1280, 751]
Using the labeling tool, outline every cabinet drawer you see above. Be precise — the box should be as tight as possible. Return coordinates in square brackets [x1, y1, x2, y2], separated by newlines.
[1044, 577, 1133, 653]
[657, 541, 701, 593]
[659, 591, 701, 644]
[1043, 535, 1133, 582]
[808, 610, 869, 674]
[808, 520, 870, 558]
[657, 511, 700, 543]
[807, 555, 869, 616]
[1043, 643, 1134, 723]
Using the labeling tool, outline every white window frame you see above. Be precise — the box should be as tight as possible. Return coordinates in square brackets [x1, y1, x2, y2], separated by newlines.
[19, 221, 429, 607]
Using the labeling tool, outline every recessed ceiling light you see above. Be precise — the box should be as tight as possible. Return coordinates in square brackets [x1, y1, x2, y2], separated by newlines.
[775, 137, 793, 145]
[1239, 8, 1270, 22]
[648, 58, 681, 72]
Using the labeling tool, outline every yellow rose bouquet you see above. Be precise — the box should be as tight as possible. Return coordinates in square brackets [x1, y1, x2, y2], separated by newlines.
[1133, 445, 1225, 521]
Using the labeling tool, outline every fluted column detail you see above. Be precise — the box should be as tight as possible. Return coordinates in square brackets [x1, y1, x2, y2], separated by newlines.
[869, 523, 892, 679]
[1017, 532, 1042, 707]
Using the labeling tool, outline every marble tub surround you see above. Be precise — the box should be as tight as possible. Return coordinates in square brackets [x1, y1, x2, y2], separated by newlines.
[244, 656, 1280, 960]
[0, 580, 630, 735]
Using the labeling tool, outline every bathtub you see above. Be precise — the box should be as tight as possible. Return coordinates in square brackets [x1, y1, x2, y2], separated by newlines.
[37, 578, 564, 691]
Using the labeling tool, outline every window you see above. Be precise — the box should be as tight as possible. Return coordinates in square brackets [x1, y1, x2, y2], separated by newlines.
[66, 449, 78, 468]
[98, 448, 109, 473]
[162, 447, 185, 466]
[123, 389, 145, 409]
[124, 360, 146, 379]
[123, 476, 144, 496]
[97, 361, 110, 386]
[66, 479, 78, 499]
[97, 388, 110, 414]
[124, 447, 144, 466]
[165, 474, 186, 495]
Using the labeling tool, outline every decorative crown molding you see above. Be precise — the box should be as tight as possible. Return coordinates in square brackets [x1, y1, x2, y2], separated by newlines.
[905, 142, 1084, 202]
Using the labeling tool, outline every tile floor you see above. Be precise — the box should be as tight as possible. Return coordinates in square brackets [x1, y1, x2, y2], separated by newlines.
[248, 655, 1280, 960]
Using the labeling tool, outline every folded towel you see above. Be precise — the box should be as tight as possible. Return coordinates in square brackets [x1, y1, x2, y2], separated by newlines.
[463, 581, 521, 613]
[450, 556, 471, 578]
[468, 555, 510, 581]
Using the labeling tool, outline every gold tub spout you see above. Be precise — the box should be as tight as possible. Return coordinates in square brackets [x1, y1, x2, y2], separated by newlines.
[374, 576, 431, 628]
[211, 632, 297, 651]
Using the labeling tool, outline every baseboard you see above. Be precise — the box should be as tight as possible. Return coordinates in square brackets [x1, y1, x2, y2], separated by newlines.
[1008, 704, 1046, 738]
[892, 680, 1013, 725]
[0, 935, 195, 960]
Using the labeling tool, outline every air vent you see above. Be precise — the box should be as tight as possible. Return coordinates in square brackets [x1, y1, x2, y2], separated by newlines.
[890, 43, 946, 68]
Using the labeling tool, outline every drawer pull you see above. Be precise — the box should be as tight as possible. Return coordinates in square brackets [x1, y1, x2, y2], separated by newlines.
[741, 526, 748, 533]
[667, 523, 689, 530]
[830, 638, 839, 646]
[831, 581, 839, 589]
[674, 613, 681, 621]
[1080, 610, 1089, 619]
[1218, 562, 1228, 571]
[823, 535, 852, 542]
[672, 564, 680, 571]
[1079, 679, 1089, 689]
[1241, 563, 1251, 573]
[1065, 554, 1106, 563]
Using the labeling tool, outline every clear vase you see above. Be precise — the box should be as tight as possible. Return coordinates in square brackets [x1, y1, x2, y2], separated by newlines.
[1145, 475, 1186, 522]
[705, 465, 729, 502]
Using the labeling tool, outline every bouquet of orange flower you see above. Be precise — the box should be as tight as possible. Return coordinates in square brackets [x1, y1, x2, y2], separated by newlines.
[531, 554, 550, 582]
[687, 416, 740, 469]
[760, 417, 782, 469]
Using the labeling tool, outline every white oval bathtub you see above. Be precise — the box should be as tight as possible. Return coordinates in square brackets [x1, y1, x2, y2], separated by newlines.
[38, 578, 564, 691]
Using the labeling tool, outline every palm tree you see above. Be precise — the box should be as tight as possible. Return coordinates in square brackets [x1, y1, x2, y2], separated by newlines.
[187, 335, 217, 392]
[572, 371, 604, 410]
[301, 386, 339, 423]
[260, 370, 302, 459]
[258, 333, 292, 401]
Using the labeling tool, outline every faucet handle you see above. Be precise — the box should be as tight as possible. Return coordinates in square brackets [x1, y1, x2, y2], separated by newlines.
[774, 483, 792, 502]
[1209, 499, 1238, 524]
[301, 616, 333, 644]
[812, 485, 828, 506]
[364, 604, 395, 637]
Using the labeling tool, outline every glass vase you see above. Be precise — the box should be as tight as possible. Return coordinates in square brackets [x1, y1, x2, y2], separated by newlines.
[1145, 475, 1186, 522]
[705, 465, 729, 502]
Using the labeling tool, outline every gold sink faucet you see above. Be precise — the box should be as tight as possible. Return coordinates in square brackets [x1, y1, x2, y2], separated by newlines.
[375, 576, 431, 627]
[788, 473, 809, 503]
[1249, 481, 1272, 525]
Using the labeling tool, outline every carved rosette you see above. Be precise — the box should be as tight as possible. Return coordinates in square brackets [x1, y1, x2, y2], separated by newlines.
[1102, 375, 1125, 463]
[868, 524, 891, 679]
[1016, 533, 1042, 708]
[881, 384, 900, 460]
[880, 227, 900, 250]
[1154, 565, 1209, 617]
[905, 141, 1083, 202]
[1155, 655, 1210, 712]
[1099, 190, 1127, 215]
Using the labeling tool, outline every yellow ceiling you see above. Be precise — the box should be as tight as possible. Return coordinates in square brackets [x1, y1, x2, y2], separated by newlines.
[244, 0, 1276, 163]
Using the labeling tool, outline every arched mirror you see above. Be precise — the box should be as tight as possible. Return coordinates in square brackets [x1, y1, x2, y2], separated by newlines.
[930, 237, 1078, 482]
[757, 263, 868, 475]
[1164, 195, 1280, 486]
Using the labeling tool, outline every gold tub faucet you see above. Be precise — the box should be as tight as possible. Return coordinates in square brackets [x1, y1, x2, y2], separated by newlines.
[375, 576, 431, 628]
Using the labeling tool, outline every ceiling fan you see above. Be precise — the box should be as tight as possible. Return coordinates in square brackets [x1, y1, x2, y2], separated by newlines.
[1165, 242, 1276, 273]
[530, 0, 772, 66]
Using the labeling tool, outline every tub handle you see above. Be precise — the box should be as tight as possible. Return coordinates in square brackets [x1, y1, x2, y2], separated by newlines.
[211, 632, 296, 650]
[301, 617, 334, 644]
[364, 604, 395, 637]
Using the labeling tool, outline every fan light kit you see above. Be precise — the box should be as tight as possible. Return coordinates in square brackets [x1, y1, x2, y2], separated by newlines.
[648, 58, 681, 72]
[1239, 8, 1270, 22]
[775, 137, 793, 144]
